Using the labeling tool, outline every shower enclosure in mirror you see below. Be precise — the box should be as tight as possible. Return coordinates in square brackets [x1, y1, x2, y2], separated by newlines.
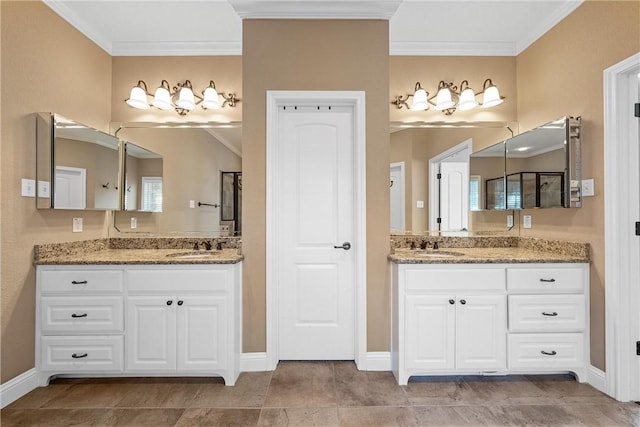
[36, 113, 120, 210]
[112, 122, 242, 235]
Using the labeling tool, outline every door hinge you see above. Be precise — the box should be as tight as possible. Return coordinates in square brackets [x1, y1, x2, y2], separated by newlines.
[636, 340, 640, 356]
[635, 103, 640, 118]
[636, 221, 640, 236]
[437, 173, 442, 179]
[437, 217, 442, 224]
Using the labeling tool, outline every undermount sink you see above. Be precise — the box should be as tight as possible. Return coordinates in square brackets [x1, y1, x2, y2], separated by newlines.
[166, 251, 218, 259]
[411, 250, 463, 258]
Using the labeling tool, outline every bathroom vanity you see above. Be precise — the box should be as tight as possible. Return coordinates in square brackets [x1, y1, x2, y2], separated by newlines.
[34, 238, 243, 386]
[389, 238, 590, 386]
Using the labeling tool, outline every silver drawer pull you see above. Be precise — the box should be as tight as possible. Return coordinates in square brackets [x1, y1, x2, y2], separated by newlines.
[540, 350, 557, 356]
[539, 278, 556, 283]
[71, 280, 88, 285]
[71, 353, 88, 359]
[71, 313, 88, 318]
[542, 311, 558, 317]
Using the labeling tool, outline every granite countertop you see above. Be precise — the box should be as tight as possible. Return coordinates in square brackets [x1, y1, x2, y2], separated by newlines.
[388, 247, 589, 264]
[34, 238, 243, 265]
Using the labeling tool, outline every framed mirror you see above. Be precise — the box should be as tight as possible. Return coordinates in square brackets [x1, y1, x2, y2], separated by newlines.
[121, 142, 163, 212]
[36, 113, 120, 210]
[506, 116, 582, 209]
[112, 122, 242, 235]
[390, 121, 516, 235]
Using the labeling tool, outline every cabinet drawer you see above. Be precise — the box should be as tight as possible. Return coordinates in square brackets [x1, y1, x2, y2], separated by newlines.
[404, 268, 505, 292]
[40, 270, 123, 293]
[127, 269, 230, 292]
[40, 336, 123, 372]
[509, 295, 585, 332]
[508, 333, 584, 369]
[40, 297, 123, 334]
[507, 267, 585, 293]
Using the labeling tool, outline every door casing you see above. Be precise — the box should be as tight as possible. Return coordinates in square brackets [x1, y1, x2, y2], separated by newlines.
[265, 90, 367, 370]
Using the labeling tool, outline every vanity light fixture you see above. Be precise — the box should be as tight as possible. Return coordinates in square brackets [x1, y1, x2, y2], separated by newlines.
[392, 78, 504, 115]
[125, 80, 239, 116]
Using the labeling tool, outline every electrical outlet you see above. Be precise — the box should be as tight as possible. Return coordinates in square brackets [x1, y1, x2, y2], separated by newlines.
[416, 200, 424, 209]
[507, 214, 514, 228]
[72, 218, 83, 232]
[220, 224, 230, 232]
[21, 178, 36, 197]
[523, 215, 532, 229]
[581, 178, 595, 197]
[38, 181, 50, 198]
[130, 217, 137, 229]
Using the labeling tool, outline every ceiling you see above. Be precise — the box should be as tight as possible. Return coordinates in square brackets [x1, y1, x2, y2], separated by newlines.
[44, 0, 583, 57]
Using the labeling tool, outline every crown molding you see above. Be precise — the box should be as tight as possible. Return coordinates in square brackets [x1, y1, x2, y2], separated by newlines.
[390, 41, 517, 57]
[516, 0, 583, 54]
[229, 0, 401, 19]
[112, 41, 242, 56]
[43, 0, 113, 54]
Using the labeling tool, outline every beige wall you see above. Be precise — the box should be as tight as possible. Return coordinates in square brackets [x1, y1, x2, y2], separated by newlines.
[515, 0, 639, 370]
[114, 128, 241, 233]
[243, 20, 390, 352]
[1, 1, 112, 382]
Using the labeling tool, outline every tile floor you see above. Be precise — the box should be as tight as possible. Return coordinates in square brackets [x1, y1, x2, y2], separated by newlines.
[2, 361, 639, 426]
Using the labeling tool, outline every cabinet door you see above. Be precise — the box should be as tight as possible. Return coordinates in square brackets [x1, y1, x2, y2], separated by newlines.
[456, 295, 506, 370]
[405, 295, 455, 370]
[176, 296, 227, 372]
[126, 296, 176, 371]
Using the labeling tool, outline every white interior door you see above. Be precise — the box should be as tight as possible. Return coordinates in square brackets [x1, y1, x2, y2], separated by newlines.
[55, 166, 86, 209]
[277, 107, 355, 360]
[390, 162, 405, 232]
[439, 162, 469, 231]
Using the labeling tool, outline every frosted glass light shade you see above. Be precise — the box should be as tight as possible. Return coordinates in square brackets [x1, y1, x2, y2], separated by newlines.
[202, 87, 221, 109]
[176, 87, 196, 110]
[482, 85, 503, 108]
[410, 88, 428, 111]
[457, 88, 478, 111]
[126, 86, 149, 109]
[152, 86, 172, 110]
[435, 88, 455, 110]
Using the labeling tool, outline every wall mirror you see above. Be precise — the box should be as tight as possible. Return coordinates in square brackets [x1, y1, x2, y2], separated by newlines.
[121, 142, 163, 212]
[112, 122, 242, 235]
[506, 116, 581, 209]
[390, 121, 517, 235]
[36, 113, 120, 210]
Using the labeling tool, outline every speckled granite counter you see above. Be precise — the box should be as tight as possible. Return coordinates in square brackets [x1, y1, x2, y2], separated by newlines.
[34, 238, 243, 265]
[389, 237, 590, 264]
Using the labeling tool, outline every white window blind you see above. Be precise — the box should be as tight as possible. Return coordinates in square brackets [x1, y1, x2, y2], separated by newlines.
[141, 176, 162, 212]
[469, 175, 481, 211]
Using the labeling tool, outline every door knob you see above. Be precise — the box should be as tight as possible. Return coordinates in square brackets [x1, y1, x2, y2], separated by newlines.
[333, 242, 351, 250]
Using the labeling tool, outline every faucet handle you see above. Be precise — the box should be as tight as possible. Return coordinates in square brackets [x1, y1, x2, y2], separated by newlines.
[193, 242, 199, 250]
[432, 241, 440, 250]
[201, 241, 213, 251]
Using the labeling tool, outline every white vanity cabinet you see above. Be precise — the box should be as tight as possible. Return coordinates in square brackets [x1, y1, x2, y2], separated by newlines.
[392, 262, 589, 385]
[36, 263, 242, 386]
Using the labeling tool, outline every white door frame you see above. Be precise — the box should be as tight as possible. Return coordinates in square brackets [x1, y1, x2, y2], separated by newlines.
[266, 91, 367, 370]
[390, 161, 406, 232]
[604, 52, 640, 401]
[428, 139, 472, 231]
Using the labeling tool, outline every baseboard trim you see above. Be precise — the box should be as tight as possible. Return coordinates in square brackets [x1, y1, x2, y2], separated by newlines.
[364, 352, 391, 371]
[588, 365, 607, 395]
[0, 368, 38, 409]
[240, 352, 270, 372]
[240, 352, 391, 372]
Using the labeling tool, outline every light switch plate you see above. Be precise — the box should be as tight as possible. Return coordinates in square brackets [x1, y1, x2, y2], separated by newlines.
[38, 180, 50, 198]
[416, 200, 424, 209]
[72, 218, 83, 232]
[507, 214, 514, 228]
[523, 215, 532, 229]
[581, 178, 595, 197]
[21, 178, 36, 197]
[130, 217, 137, 229]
